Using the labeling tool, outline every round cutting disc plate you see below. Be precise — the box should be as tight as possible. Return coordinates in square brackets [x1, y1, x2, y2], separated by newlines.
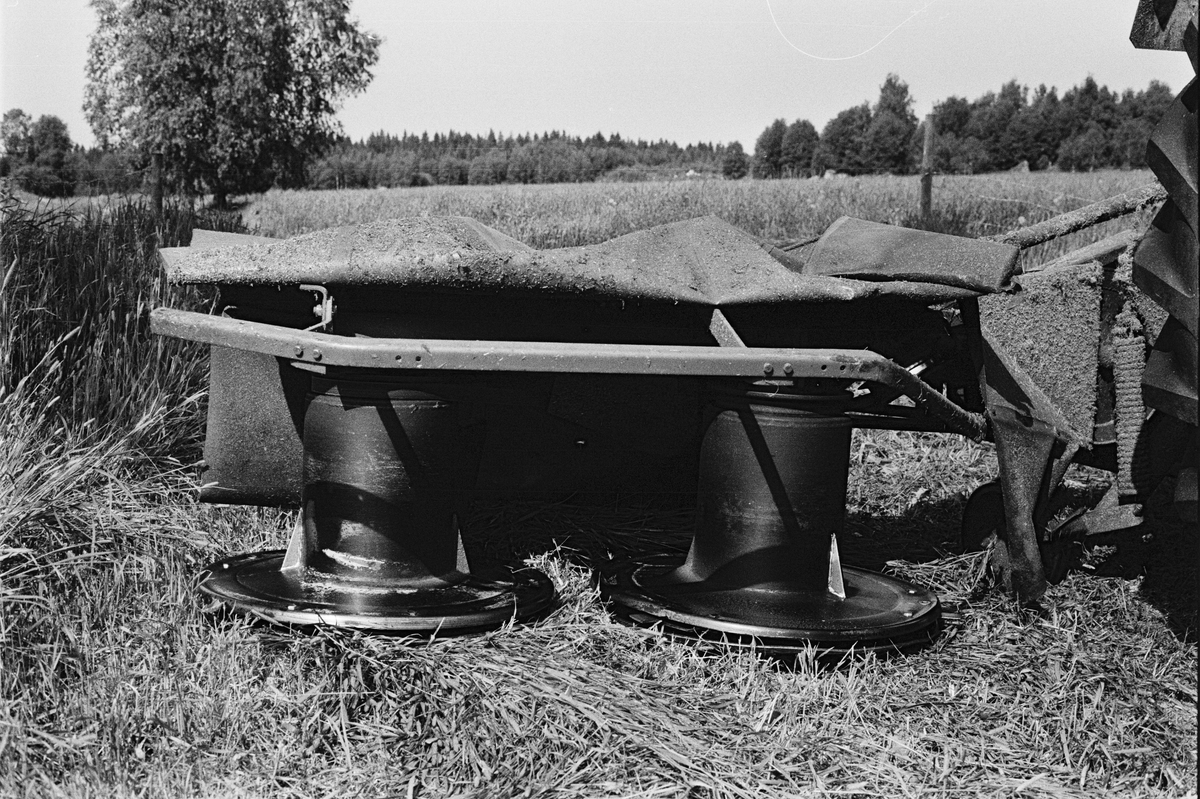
[599, 555, 941, 657]
[200, 550, 556, 633]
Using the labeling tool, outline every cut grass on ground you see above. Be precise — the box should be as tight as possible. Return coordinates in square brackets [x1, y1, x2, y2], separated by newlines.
[2, 422, 1195, 798]
[1, 182, 1195, 797]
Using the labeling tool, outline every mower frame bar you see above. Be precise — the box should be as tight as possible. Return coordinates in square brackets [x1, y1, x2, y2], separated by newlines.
[151, 307, 987, 440]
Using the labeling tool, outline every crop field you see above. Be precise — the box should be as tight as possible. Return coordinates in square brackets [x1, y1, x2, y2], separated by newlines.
[243, 170, 1159, 269]
[1, 172, 1195, 798]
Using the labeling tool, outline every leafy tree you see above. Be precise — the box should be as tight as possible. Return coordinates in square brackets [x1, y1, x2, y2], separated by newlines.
[1111, 118, 1155, 168]
[859, 76, 912, 173]
[468, 149, 508, 185]
[85, 0, 380, 206]
[1060, 77, 1121, 134]
[811, 103, 871, 175]
[780, 120, 818, 177]
[874, 73, 917, 121]
[1, 111, 77, 195]
[1057, 122, 1115, 171]
[862, 74, 917, 174]
[1123, 80, 1174, 125]
[533, 139, 591, 183]
[932, 96, 971, 139]
[1011, 85, 1066, 168]
[30, 116, 73, 161]
[71, 148, 135, 194]
[721, 142, 749, 179]
[963, 80, 1028, 169]
[1, 109, 33, 161]
[752, 119, 787, 178]
[436, 154, 469, 185]
[933, 133, 990, 174]
[507, 144, 538, 183]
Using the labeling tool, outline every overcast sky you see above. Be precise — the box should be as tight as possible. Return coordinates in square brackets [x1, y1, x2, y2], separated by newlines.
[2, 0, 1193, 150]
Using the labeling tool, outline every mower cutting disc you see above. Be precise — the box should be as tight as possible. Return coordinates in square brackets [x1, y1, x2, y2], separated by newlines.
[200, 550, 556, 633]
[601, 554, 941, 658]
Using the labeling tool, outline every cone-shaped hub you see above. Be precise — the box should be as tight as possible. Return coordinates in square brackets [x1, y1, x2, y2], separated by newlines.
[200, 374, 556, 633]
[601, 380, 940, 657]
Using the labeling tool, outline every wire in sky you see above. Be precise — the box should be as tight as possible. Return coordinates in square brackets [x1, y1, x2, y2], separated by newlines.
[765, 0, 940, 61]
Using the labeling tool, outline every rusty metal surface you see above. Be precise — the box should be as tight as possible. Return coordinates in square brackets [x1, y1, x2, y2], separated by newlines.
[804, 216, 1019, 292]
[151, 307, 987, 440]
[161, 214, 1009, 305]
[708, 308, 746, 348]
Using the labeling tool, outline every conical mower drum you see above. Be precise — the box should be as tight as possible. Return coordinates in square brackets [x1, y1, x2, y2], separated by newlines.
[199, 375, 556, 632]
[600, 381, 941, 658]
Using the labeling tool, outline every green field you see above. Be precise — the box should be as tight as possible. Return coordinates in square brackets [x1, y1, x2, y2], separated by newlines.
[2, 172, 1195, 798]
[243, 170, 1158, 269]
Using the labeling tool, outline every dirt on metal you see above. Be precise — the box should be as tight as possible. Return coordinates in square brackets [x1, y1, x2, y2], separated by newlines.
[979, 262, 1105, 441]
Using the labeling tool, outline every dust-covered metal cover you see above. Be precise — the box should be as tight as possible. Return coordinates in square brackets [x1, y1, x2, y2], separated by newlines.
[161, 214, 1018, 305]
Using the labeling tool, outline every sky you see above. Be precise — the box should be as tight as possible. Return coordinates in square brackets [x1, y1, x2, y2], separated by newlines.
[2, 0, 1194, 151]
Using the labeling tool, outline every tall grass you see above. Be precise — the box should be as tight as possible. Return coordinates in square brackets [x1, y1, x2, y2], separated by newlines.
[0, 192, 251, 792]
[0, 192, 246, 448]
[0, 187, 248, 604]
[244, 170, 1158, 271]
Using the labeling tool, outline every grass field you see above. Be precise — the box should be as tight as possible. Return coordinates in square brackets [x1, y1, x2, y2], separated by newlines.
[242, 170, 1159, 272]
[1, 173, 1195, 798]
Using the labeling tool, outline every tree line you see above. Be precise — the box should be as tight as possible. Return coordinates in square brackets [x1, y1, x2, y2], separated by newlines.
[0, 3, 1176, 203]
[309, 131, 735, 189]
[0, 116, 740, 196]
[1, 108, 144, 197]
[752, 74, 1175, 178]
[1, 69, 1174, 199]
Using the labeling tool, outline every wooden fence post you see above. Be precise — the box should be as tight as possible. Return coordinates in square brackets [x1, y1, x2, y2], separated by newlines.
[150, 151, 164, 237]
[920, 115, 934, 223]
